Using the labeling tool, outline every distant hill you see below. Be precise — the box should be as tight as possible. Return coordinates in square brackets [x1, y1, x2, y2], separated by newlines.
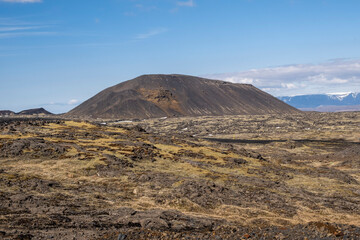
[300, 105, 360, 112]
[17, 108, 53, 115]
[66, 74, 299, 119]
[0, 108, 53, 117]
[278, 92, 360, 111]
[0, 110, 15, 116]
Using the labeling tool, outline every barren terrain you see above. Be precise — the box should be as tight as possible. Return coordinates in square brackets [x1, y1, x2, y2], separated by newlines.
[66, 74, 299, 119]
[0, 112, 360, 239]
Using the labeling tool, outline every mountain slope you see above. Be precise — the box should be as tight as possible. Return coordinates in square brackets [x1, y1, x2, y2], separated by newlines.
[67, 74, 299, 119]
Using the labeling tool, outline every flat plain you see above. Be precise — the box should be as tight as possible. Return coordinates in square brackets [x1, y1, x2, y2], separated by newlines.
[0, 112, 359, 239]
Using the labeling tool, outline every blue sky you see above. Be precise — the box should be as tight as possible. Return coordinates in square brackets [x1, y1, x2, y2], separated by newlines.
[1, 0, 360, 113]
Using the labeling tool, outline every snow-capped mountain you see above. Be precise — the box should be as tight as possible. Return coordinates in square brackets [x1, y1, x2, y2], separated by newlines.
[278, 92, 360, 109]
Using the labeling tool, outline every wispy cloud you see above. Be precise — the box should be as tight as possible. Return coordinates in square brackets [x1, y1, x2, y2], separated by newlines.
[124, 3, 157, 17]
[0, 31, 56, 39]
[203, 59, 360, 96]
[0, 0, 42, 3]
[0, 17, 36, 26]
[123, 12, 136, 17]
[135, 28, 167, 39]
[0, 42, 122, 53]
[0, 17, 56, 39]
[0, 26, 43, 32]
[135, 3, 157, 12]
[177, 0, 195, 7]
[48, 99, 81, 106]
[0, 53, 17, 57]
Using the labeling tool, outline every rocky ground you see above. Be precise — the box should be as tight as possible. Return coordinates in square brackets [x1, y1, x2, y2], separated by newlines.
[0, 113, 359, 239]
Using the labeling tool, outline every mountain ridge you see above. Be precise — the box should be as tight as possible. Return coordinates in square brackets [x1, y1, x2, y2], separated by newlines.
[278, 92, 360, 110]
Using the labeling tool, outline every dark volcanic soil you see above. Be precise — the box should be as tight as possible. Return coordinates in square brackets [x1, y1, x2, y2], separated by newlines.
[66, 74, 299, 119]
[0, 113, 359, 239]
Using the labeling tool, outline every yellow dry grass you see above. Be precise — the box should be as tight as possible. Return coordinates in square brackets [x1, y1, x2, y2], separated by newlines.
[1, 114, 360, 229]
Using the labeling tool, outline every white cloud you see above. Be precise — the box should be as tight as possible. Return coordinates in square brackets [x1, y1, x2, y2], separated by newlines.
[68, 99, 79, 105]
[307, 74, 349, 84]
[203, 59, 360, 96]
[135, 28, 167, 39]
[281, 83, 297, 89]
[1, 0, 42, 2]
[224, 77, 255, 84]
[177, 0, 195, 7]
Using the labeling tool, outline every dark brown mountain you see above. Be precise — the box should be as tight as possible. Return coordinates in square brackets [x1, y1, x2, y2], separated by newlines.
[17, 108, 53, 115]
[67, 74, 300, 119]
[0, 110, 15, 116]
